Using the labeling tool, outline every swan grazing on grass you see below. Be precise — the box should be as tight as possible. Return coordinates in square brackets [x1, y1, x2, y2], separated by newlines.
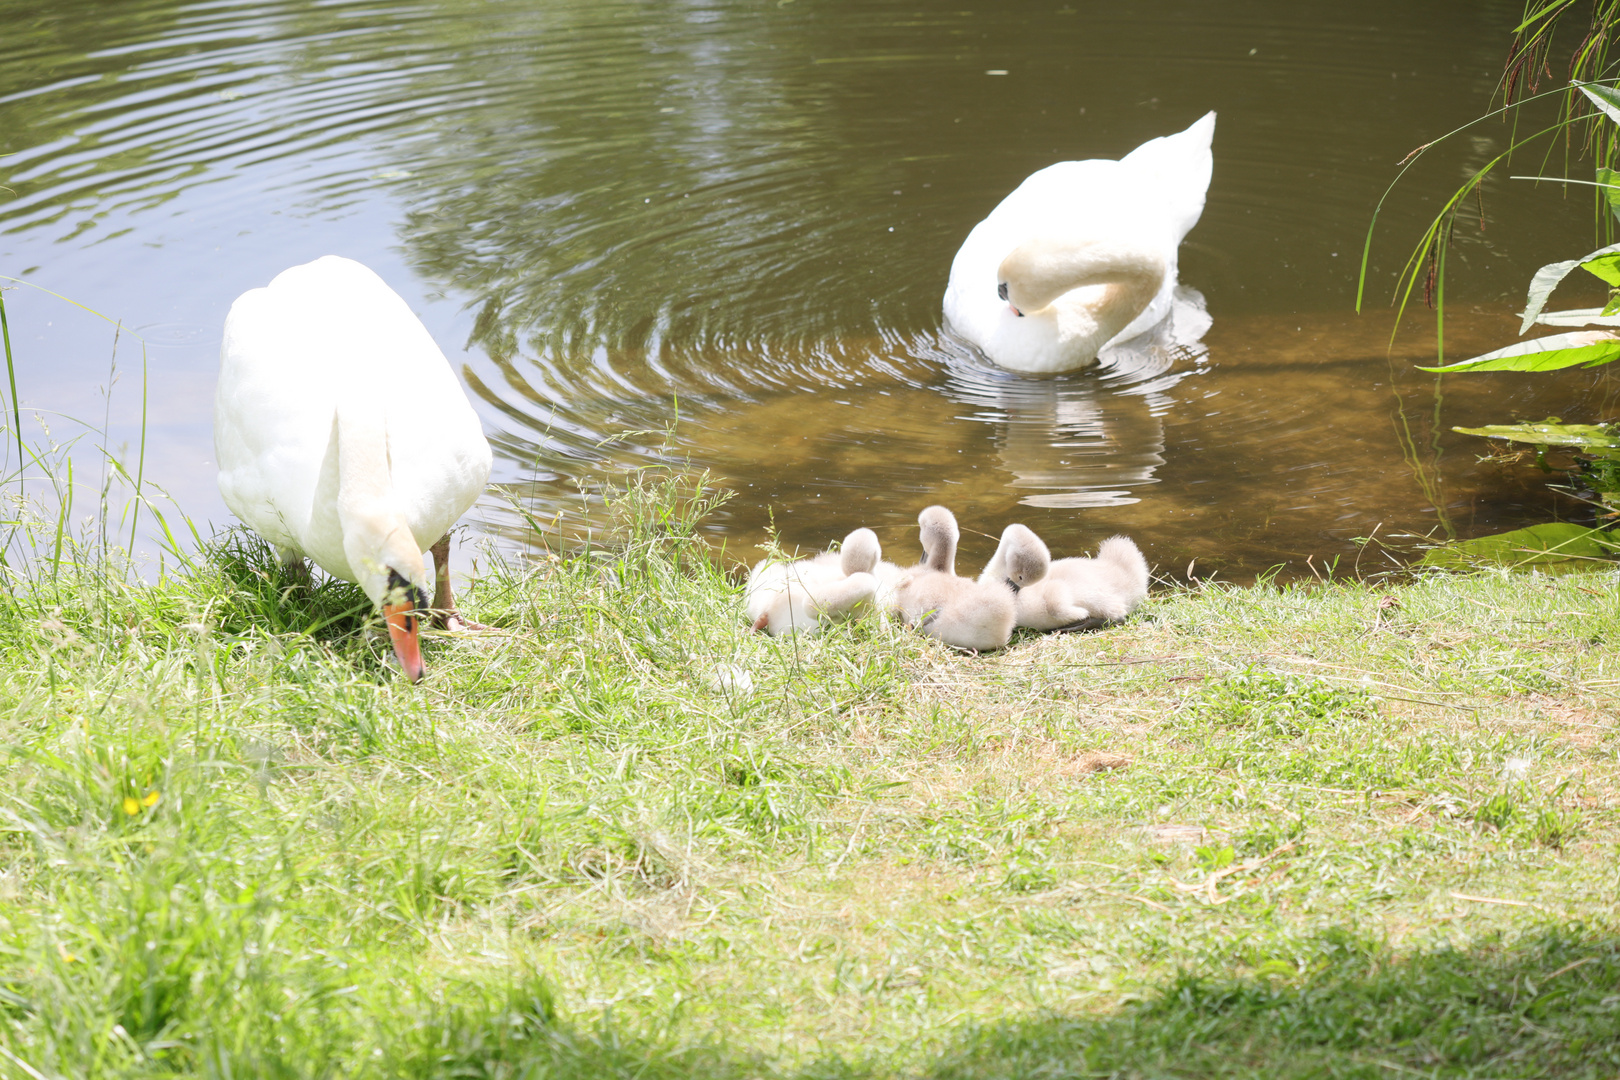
[746, 528, 882, 636]
[893, 506, 1016, 652]
[943, 112, 1215, 374]
[980, 524, 1150, 631]
[215, 255, 493, 682]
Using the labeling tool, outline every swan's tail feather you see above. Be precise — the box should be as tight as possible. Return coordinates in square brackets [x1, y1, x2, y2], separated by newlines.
[1096, 535, 1151, 612]
[1117, 111, 1215, 244]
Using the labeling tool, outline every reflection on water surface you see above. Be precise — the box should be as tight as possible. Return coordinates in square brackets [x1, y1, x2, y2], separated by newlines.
[2, 0, 1616, 579]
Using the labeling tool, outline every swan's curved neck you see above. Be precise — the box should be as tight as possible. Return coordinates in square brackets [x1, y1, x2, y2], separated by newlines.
[922, 528, 956, 574]
[982, 544, 1005, 584]
[1000, 239, 1166, 342]
[336, 402, 395, 507]
[335, 401, 424, 601]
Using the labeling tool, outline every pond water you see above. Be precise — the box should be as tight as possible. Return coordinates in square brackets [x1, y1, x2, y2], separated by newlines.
[3, 0, 1617, 580]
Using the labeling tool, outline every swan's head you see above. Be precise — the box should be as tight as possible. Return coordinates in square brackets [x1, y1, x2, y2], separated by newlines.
[381, 567, 427, 682]
[916, 505, 960, 574]
[840, 527, 881, 576]
[997, 237, 1088, 316]
[344, 515, 430, 682]
[997, 523, 1050, 591]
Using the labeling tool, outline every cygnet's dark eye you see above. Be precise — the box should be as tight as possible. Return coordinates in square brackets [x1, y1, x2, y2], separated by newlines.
[996, 282, 1009, 301]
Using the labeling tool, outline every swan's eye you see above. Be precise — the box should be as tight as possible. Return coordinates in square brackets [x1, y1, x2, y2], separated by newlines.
[996, 282, 1009, 302]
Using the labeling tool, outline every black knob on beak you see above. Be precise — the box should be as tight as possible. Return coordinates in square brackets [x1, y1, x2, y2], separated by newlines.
[996, 282, 1009, 302]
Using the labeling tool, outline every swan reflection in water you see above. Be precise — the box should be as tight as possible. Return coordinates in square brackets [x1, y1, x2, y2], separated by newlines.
[929, 284, 1211, 509]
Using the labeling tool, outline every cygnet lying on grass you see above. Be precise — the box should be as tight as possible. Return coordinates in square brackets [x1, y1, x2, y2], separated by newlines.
[893, 506, 1016, 652]
[980, 524, 1149, 631]
[850, 536, 908, 617]
[745, 528, 881, 636]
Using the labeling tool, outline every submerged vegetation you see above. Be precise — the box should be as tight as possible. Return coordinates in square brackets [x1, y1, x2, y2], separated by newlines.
[1, 459, 1618, 1077]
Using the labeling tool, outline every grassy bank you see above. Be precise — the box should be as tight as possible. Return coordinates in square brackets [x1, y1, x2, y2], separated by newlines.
[1, 496, 1618, 1078]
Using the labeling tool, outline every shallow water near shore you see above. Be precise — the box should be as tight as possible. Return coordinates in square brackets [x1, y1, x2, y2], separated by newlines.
[2, 0, 1615, 580]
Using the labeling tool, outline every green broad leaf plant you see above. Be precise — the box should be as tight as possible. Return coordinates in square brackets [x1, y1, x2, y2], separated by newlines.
[1391, 76, 1620, 556]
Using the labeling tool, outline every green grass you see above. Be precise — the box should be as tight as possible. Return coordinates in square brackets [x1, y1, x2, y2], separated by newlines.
[1, 482, 1619, 1078]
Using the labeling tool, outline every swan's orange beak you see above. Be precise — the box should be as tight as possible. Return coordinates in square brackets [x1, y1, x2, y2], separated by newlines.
[384, 595, 425, 682]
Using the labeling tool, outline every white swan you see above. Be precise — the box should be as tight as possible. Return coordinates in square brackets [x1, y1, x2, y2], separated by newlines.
[943, 112, 1215, 374]
[980, 525, 1150, 631]
[893, 506, 1016, 652]
[215, 255, 493, 681]
[745, 528, 881, 636]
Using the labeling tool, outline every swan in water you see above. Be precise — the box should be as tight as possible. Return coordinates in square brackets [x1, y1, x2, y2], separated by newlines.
[215, 255, 493, 682]
[746, 528, 882, 635]
[980, 524, 1150, 631]
[943, 112, 1215, 374]
[893, 506, 1016, 652]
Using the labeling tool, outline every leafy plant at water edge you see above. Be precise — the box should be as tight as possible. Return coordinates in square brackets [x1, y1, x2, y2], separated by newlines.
[1358, 8, 1620, 559]
[1415, 519, 1620, 569]
[1419, 175, 1620, 378]
[1360, 0, 1620, 344]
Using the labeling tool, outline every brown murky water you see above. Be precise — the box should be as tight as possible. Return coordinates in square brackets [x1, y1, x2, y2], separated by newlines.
[2, 0, 1614, 579]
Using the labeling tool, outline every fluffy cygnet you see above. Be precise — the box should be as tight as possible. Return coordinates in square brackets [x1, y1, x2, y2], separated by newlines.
[814, 527, 911, 617]
[745, 528, 881, 636]
[893, 506, 1016, 652]
[980, 524, 1150, 631]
